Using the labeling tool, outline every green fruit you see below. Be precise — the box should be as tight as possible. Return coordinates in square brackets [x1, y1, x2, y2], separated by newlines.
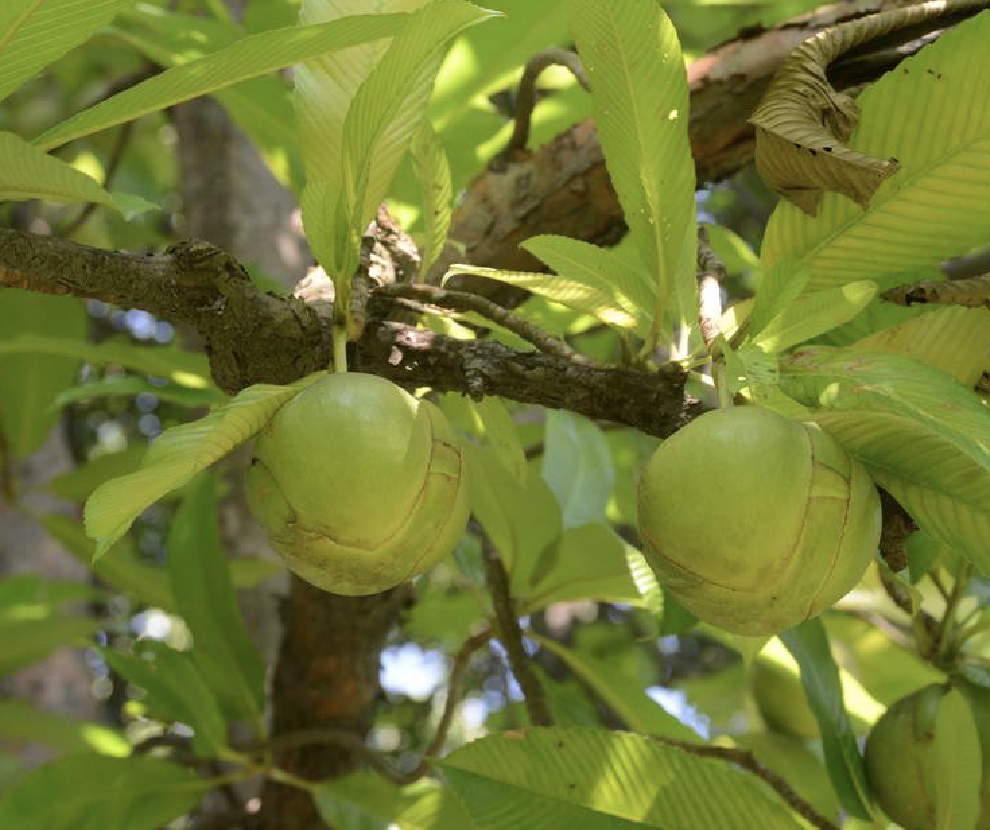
[752, 656, 820, 740]
[864, 681, 990, 830]
[636, 406, 881, 635]
[246, 373, 469, 595]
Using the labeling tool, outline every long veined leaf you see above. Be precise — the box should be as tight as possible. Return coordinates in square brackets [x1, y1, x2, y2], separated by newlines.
[0, 131, 145, 213]
[522, 234, 655, 335]
[84, 373, 324, 559]
[851, 306, 990, 387]
[300, 1, 492, 289]
[444, 263, 638, 330]
[781, 621, 875, 821]
[761, 10, 990, 291]
[0, 754, 211, 830]
[32, 13, 414, 151]
[569, 0, 695, 338]
[437, 727, 804, 829]
[411, 120, 453, 278]
[750, 281, 876, 353]
[0, 0, 130, 104]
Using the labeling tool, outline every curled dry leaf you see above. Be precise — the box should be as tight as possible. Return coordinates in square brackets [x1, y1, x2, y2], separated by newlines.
[749, 1, 987, 216]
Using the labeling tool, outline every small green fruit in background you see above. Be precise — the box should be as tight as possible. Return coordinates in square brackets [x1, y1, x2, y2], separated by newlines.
[636, 406, 881, 635]
[246, 373, 469, 595]
[864, 681, 990, 830]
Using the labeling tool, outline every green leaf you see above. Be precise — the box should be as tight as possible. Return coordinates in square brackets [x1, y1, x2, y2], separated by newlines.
[0, 291, 87, 458]
[761, 11, 990, 290]
[411, 121, 453, 278]
[933, 688, 981, 830]
[852, 306, 990, 387]
[523, 523, 639, 610]
[0, 0, 130, 104]
[0, 335, 213, 390]
[113, 6, 304, 190]
[780, 347, 990, 573]
[746, 259, 808, 339]
[465, 443, 561, 578]
[570, 0, 696, 334]
[84, 373, 323, 558]
[103, 642, 227, 756]
[32, 12, 418, 152]
[0, 699, 129, 758]
[167, 475, 265, 731]
[0, 132, 116, 209]
[0, 617, 99, 676]
[300, 1, 492, 287]
[0, 753, 211, 830]
[52, 375, 226, 410]
[37, 513, 176, 613]
[751, 281, 876, 353]
[530, 636, 697, 740]
[541, 410, 614, 530]
[317, 773, 470, 830]
[444, 262, 639, 331]
[522, 235, 655, 334]
[438, 727, 804, 829]
[781, 620, 874, 820]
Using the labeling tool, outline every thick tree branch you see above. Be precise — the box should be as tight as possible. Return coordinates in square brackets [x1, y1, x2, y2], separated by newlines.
[0, 228, 697, 438]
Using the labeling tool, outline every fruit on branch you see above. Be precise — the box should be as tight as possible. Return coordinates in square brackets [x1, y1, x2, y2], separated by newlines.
[636, 406, 881, 635]
[246, 373, 469, 595]
[864, 680, 990, 830]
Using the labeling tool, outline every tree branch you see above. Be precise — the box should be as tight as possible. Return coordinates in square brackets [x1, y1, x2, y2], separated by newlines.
[0, 228, 697, 438]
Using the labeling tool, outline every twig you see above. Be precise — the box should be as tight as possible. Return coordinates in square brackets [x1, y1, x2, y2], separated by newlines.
[697, 226, 725, 349]
[481, 537, 552, 727]
[244, 629, 491, 787]
[652, 737, 839, 830]
[882, 273, 990, 307]
[375, 282, 590, 364]
[59, 121, 134, 238]
[878, 490, 913, 572]
[504, 47, 589, 155]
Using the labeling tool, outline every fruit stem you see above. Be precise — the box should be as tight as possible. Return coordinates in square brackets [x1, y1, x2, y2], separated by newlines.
[713, 360, 732, 408]
[332, 323, 348, 374]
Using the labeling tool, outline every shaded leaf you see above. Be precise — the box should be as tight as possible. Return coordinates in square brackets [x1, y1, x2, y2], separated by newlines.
[0, 754, 210, 830]
[167, 475, 265, 731]
[530, 635, 697, 740]
[0, 335, 212, 389]
[0, 699, 129, 758]
[38, 513, 176, 613]
[33, 13, 417, 151]
[781, 619, 874, 820]
[542, 410, 613, 530]
[0, 292, 87, 458]
[103, 642, 227, 756]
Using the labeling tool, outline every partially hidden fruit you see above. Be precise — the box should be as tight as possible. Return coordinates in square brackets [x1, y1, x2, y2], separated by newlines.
[636, 406, 881, 635]
[246, 373, 469, 595]
[864, 680, 990, 830]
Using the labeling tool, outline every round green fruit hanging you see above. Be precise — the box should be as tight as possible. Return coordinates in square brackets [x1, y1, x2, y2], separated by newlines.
[864, 680, 990, 830]
[636, 406, 881, 635]
[246, 373, 469, 595]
